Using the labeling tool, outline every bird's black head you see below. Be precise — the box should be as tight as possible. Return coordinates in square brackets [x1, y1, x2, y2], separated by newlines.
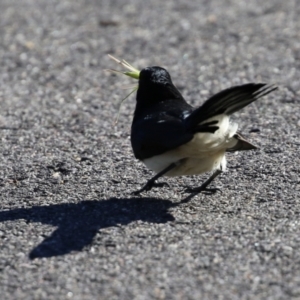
[136, 66, 183, 105]
[139, 67, 172, 86]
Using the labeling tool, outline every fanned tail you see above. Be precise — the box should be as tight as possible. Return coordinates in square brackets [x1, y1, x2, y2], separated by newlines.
[226, 132, 257, 152]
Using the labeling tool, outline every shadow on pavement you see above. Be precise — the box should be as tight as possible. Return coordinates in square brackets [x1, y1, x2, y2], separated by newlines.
[0, 196, 195, 259]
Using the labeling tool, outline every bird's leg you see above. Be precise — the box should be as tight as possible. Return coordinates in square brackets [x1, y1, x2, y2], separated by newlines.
[185, 169, 223, 194]
[132, 161, 179, 195]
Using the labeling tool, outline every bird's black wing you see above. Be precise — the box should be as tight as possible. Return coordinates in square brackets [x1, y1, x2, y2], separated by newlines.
[131, 112, 193, 160]
[131, 112, 218, 160]
[185, 83, 277, 128]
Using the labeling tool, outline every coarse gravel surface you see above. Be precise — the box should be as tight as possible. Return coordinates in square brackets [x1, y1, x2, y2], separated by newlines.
[0, 0, 300, 299]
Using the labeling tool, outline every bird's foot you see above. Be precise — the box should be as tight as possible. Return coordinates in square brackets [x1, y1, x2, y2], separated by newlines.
[184, 186, 221, 195]
[132, 181, 169, 195]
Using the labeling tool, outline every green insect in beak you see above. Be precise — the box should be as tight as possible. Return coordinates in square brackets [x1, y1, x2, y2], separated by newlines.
[107, 55, 140, 124]
[107, 54, 140, 79]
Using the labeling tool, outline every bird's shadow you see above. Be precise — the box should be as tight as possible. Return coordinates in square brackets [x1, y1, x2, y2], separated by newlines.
[0, 195, 195, 259]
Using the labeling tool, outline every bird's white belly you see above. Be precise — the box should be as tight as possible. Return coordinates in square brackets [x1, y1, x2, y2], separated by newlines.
[143, 114, 237, 177]
[143, 132, 228, 177]
[143, 151, 226, 177]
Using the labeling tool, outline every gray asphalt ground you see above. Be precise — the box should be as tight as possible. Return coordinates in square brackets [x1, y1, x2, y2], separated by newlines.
[0, 0, 299, 299]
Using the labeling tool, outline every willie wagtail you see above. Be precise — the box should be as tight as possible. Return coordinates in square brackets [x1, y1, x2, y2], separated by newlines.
[108, 56, 277, 195]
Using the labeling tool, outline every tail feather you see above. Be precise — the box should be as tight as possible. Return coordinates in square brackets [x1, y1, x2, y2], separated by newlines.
[226, 132, 257, 152]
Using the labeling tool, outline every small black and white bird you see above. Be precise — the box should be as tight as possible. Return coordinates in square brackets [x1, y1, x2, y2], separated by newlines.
[108, 57, 277, 195]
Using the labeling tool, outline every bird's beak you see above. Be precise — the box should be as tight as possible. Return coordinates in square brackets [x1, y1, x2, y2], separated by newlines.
[107, 55, 140, 79]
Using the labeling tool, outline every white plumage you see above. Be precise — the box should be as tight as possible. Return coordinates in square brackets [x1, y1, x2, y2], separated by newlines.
[144, 114, 238, 176]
